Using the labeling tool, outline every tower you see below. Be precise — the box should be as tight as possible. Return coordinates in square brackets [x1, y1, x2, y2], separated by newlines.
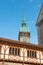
[36, 4, 43, 45]
[18, 17, 30, 43]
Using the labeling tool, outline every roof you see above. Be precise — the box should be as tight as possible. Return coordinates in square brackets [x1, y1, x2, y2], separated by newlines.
[19, 17, 30, 33]
[0, 37, 43, 51]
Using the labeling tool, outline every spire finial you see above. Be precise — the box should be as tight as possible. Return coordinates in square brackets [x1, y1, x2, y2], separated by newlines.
[22, 14, 26, 27]
[23, 15, 25, 21]
[22, 9, 26, 21]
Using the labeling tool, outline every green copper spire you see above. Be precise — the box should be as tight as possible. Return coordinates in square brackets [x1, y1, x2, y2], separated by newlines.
[20, 17, 30, 33]
[22, 16, 26, 27]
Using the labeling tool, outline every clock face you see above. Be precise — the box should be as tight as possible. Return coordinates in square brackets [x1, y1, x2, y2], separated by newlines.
[20, 36, 30, 42]
[23, 37, 27, 42]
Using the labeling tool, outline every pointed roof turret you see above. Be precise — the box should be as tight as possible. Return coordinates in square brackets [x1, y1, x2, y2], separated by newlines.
[20, 17, 30, 33]
[22, 16, 26, 27]
[36, 3, 43, 24]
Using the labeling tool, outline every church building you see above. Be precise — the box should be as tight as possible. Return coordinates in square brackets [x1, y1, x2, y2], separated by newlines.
[0, 4, 43, 65]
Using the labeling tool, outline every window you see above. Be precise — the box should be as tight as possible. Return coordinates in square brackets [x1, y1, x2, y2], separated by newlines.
[9, 47, 20, 56]
[9, 47, 14, 55]
[27, 50, 29, 57]
[34, 52, 37, 58]
[30, 51, 31, 57]
[32, 51, 37, 58]
[15, 48, 20, 56]
[27, 50, 37, 58]
[15, 48, 17, 55]
[32, 51, 34, 58]
[27, 50, 31, 57]
[18, 48, 20, 56]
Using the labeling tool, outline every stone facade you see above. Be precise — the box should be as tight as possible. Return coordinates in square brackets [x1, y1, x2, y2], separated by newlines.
[36, 4, 43, 45]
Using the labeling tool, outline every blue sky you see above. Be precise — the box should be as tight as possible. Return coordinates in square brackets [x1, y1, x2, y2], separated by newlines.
[0, 0, 43, 44]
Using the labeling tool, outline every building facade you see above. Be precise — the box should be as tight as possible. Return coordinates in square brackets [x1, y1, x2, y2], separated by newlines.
[36, 4, 43, 45]
[0, 4, 43, 65]
[0, 38, 43, 65]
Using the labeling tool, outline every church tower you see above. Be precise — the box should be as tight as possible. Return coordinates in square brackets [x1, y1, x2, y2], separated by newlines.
[36, 4, 43, 45]
[18, 17, 30, 43]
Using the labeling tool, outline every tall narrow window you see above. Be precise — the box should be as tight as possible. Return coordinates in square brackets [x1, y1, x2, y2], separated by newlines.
[32, 51, 34, 58]
[27, 50, 37, 58]
[27, 50, 29, 57]
[18, 48, 20, 56]
[9, 47, 14, 55]
[27, 50, 31, 58]
[30, 51, 31, 57]
[15, 48, 17, 56]
[35, 52, 37, 58]
[12, 48, 14, 55]
[15, 48, 20, 56]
